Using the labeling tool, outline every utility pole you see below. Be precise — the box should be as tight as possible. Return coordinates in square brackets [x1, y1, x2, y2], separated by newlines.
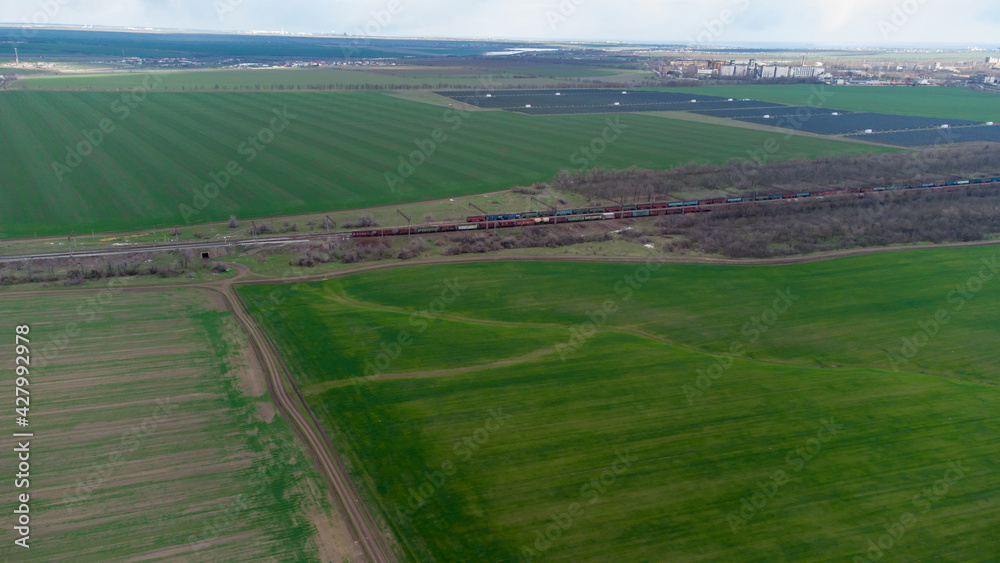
[468, 202, 496, 230]
[396, 209, 411, 225]
[396, 210, 411, 236]
[530, 196, 557, 213]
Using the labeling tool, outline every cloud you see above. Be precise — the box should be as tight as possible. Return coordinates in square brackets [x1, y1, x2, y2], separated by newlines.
[0, 0, 997, 45]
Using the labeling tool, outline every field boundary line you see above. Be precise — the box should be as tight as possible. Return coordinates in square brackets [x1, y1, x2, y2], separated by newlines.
[211, 279, 396, 563]
[235, 239, 1000, 286]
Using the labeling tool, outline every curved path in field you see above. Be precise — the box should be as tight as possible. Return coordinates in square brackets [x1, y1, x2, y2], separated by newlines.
[2, 239, 1000, 563]
[0, 262, 394, 562]
[209, 263, 394, 563]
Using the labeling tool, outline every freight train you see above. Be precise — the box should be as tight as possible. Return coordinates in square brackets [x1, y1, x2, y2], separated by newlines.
[351, 176, 1000, 238]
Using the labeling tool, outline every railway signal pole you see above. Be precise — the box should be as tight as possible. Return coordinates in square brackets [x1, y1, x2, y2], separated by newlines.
[468, 203, 496, 230]
[531, 196, 557, 214]
[396, 210, 411, 236]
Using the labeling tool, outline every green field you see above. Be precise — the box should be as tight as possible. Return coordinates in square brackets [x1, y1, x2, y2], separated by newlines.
[8, 63, 651, 92]
[663, 84, 1000, 122]
[0, 90, 896, 238]
[7, 67, 603, 92]
[241, 247, 1000, 561]
[0, 288, 349, 561]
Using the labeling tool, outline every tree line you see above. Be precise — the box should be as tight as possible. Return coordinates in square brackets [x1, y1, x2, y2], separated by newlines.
[554, 145, 1000, 204]
[653, 186, 1000, 258]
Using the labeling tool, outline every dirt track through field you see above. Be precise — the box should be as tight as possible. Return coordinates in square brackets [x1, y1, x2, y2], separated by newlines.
[209, 264, 394, 563]
[4, 240, 1000, 562]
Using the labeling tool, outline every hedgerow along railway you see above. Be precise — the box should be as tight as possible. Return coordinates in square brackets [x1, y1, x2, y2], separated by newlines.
[350, 175, 1000, 238]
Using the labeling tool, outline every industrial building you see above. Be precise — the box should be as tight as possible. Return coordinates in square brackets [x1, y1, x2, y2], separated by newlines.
[717, 60, 825, 80]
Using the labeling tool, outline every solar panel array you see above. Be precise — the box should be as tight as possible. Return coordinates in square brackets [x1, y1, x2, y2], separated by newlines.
[846, 125, 1000, 146]
[435, 89, 996, 146]
[435, 89, 781, 114]
[737, 113, 983, 136]
[690, 106, 854, 119]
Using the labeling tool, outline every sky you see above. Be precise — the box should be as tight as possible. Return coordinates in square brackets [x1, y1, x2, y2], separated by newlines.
[2, 0, 999, 46]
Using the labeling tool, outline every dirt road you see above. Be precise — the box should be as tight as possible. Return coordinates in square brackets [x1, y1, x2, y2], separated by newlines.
[212, 264, 394, 562]
[3, 240, 999, 562]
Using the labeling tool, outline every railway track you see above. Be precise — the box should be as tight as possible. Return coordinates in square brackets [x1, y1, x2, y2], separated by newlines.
[349, 177, 1000, 239]
[0, 234, 350, 263]
[4, 178, 997, 263]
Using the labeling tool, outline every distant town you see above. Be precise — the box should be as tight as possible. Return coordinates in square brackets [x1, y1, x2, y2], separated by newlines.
[645, 54, 1000, 88]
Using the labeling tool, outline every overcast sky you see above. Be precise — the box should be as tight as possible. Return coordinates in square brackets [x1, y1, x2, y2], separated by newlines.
[3, 0, 999, 46]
